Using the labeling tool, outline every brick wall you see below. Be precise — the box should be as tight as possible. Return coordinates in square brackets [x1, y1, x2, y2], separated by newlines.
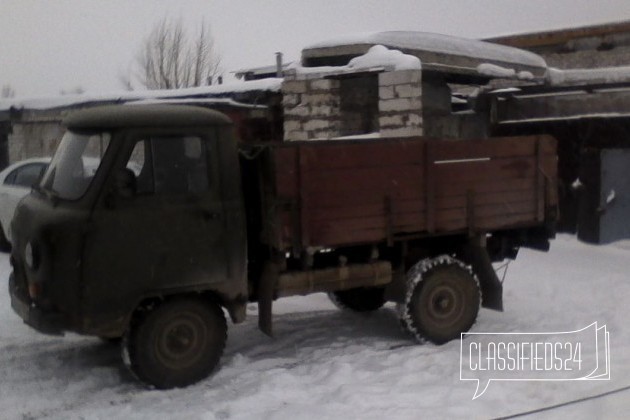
[378, 70, 423, 138]
[283, 68, 423, 141]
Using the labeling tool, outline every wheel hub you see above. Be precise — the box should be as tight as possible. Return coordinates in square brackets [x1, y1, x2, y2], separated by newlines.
[428, 285, 459, 319]
[166, 325, 195, 354]
[156, 316, 207, 368]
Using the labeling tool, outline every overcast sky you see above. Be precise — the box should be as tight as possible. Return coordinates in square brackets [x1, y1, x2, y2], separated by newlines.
[1, 0, 629, 98]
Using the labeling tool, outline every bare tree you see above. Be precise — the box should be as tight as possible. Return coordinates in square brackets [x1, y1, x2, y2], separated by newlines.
[128, 18, 221, 90]
[1, 84, 15, 98]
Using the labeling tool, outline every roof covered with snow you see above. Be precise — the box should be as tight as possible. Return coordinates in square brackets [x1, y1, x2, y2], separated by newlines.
[0, 78, 283, 113]
[302, 31, 548, 84]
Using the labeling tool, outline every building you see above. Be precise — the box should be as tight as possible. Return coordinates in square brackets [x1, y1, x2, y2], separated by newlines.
[484, 20, 630, 243]
[0, 80, 284, 169]
[3, 21, 630, 244]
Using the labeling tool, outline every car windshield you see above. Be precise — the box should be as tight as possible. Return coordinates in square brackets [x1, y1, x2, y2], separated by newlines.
[39, 130, 111, 200]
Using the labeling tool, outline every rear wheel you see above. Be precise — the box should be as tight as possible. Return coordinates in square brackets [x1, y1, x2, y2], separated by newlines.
[123, 298, 227, 389]
[401, 256, 480, 344]
[328, 286, 386, 312]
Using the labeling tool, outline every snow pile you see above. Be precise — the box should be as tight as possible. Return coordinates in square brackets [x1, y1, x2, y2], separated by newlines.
[547, 66, 630, 86]
[348, 45, 421, 71]
[477, 63, 535, 81]
[1, 235, 629, 418]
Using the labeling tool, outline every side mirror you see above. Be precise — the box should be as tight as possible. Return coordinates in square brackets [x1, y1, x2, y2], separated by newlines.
[115, 168, 137, 198]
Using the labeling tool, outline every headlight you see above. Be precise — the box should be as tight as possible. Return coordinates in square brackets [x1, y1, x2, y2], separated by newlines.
[25, 242, 35, 269]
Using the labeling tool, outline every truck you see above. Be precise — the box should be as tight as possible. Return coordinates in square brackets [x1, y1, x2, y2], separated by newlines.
[9, 104, 557, 389]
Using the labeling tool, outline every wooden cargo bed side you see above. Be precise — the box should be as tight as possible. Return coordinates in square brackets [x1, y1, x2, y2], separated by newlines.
[262, 135, 557, 251]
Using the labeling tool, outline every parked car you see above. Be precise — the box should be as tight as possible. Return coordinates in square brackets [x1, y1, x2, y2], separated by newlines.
[0, 158, 51, 251]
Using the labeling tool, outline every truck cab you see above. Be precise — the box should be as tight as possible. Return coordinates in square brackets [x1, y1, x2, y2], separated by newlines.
[10, 105, 247, 387]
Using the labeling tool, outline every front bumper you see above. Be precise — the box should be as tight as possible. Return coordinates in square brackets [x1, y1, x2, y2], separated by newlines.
[9, 272, 64, 336]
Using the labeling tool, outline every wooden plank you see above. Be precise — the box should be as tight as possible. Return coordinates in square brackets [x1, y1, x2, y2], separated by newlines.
[298, 147, 309, 248]
[430, 135, 556, 161]
[433, 157, 539, 184]
[268, 134, 557, 250]
[305, 187, 424, 208]
[435, 212, 538, 233]
[308, 199, 425, 222]
[299, 139, 425, 170]
[437, 189, 536, 210]
[273, 148, 298, 197]
[303, 165, 424, 194]
[437, 177, 541, 197]
[308, 198, 536, 245]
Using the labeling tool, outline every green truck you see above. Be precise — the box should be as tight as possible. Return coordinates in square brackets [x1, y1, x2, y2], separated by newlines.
[9, 104, 557, 388]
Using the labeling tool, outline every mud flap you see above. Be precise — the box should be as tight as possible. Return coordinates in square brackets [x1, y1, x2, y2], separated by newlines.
[258, 262, 278, 337]
[465, 238, 503, 311]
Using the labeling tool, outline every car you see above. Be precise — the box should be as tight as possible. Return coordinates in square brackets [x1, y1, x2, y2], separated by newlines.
[0, 157, 51, 251]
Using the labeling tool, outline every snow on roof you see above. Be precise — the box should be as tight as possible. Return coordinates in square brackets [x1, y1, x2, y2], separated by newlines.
[234, 63, 295, 79]
[304, 31, 547, 70]
[288, 45, 421, 78]
[0, 78, 283, 112]
[130, 97, 268, 109]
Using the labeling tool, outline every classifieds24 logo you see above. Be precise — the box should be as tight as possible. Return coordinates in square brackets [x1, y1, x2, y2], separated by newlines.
[460, 322, 610, 399]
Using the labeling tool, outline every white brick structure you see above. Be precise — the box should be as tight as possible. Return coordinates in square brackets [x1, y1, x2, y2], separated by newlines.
[283, 68, 423, 141]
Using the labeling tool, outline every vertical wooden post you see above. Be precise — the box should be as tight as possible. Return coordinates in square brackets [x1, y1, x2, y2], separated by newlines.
[298, 146, 309, 251]
[467, 189, 475, 237]
[425, 141, 436, 233]
[385, 195, 394, 247]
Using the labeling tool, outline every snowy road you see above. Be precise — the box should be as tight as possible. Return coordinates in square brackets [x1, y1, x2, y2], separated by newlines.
[1, 235, 629, 419]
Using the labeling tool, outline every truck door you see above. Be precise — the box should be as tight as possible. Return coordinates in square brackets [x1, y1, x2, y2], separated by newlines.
[81, 130, 231, 330]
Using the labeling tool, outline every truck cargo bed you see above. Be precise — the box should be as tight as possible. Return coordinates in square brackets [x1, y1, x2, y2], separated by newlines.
[255, 135, 557, 252]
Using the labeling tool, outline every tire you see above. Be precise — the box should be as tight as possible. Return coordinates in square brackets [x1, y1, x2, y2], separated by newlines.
[328, 287, 386, 312]
[122, 298, 227, 389]
[0, 223, 11, 253]
[401, 256, 480, 344]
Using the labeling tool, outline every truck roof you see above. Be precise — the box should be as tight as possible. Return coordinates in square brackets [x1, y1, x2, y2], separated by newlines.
[63, 104, 232, 129]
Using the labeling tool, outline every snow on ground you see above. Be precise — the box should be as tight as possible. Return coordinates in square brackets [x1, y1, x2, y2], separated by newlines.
[1, 235, 629, 419]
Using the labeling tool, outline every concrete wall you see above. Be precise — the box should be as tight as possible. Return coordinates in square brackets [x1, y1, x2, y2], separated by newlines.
[543, 46, 630, 69]
[489, 22, 630, 70]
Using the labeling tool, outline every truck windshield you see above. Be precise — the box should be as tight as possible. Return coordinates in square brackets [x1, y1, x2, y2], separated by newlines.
[39, 130, 111, 200]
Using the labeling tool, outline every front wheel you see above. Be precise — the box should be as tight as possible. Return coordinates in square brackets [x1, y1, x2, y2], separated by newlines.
[123, 298, 227, 389]
[401, 256, 480, 344]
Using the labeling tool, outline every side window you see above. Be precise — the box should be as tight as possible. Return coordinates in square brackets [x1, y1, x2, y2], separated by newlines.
[5, 163, 48, 188]
[125, 136, 210, 195]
